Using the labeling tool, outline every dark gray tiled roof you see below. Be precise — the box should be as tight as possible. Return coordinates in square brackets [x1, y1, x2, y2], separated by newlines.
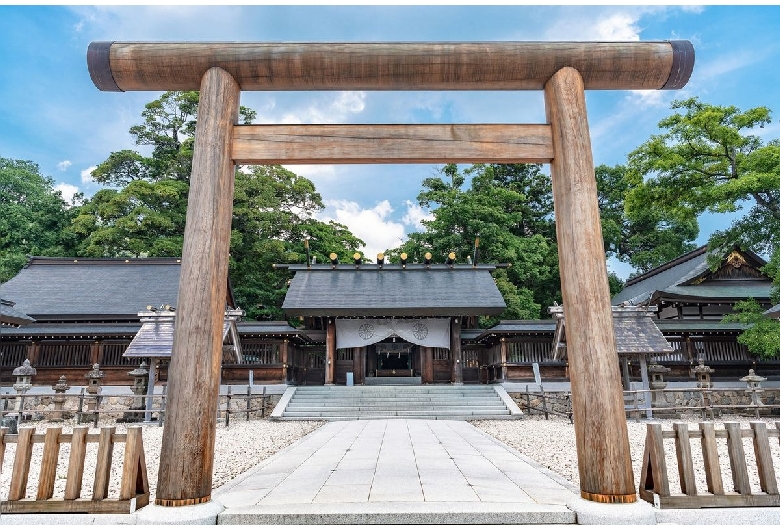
[237, 321, 313, 341]
[0, 322, 140, 337]
[612, 247, 709, 305]
[123, 319, 175, 358]
[612, 314, 674, 354]
[766, 303, 780, 319]
[282, 266, 506, 317]
[124, 318, 232, 359]
[0, 257, 182, 319]
[659, 283, 771, 302]
[0, 299, 35, 326]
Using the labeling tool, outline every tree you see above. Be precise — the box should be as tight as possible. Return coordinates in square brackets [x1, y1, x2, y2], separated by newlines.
[230, 165, 364, 320]
[0, 158, 76, 282]
[626, 98, 780, 269]
[71, 91, 364, 320]
[72, 92, 254, 257]
[596, 164, 698, 273]
[722, 299, 780, 359]
[391, 163, 560, 321]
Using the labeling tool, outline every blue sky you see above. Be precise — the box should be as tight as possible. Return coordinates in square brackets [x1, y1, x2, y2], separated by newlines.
[1, 5, 779, 279]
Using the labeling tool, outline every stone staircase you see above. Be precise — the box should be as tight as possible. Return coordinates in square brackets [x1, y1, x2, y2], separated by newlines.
[272, 385, 522, 421]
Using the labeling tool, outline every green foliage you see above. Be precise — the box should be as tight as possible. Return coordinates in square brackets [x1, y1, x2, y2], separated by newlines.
[597, 164, 698, 272]
[391, 163, 560, 320]
[763, 248, 780, 304]
[607, 272, 625, 298]
[627, 97, 780, 265]
[722, 299, 780, 359]
[0, 158, 76, 282]
[70, 91, 363, 320]
[230, 165, 364, 320]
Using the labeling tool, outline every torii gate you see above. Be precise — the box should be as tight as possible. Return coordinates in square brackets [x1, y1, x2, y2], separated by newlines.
[87, 41, 694, 507]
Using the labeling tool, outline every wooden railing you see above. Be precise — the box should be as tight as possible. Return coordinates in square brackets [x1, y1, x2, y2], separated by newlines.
[0, 426, 149, 513]
[639, 421, 780, 508]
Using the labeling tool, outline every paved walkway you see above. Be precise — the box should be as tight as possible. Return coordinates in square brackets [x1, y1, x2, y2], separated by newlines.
[213, 419, 579, 524]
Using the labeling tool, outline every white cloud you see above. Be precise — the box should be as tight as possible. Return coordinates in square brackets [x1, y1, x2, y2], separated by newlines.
[256, 91, 367, 125]
[543, 6, 674, 41]
[54, 183, 80, 205]
[317, 199, 406, 259]
[626, 90, 669, 109]
[57, 160, 72, 171]
[81, 166, 97, 184]
[401, 201, 433, 231]
[592, 13, 642, 41]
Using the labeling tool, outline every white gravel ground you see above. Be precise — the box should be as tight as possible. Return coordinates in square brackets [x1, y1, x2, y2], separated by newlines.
[472, 414, 780, 495]
[3, 414, 780, 503]
[0, 419, 324, 502]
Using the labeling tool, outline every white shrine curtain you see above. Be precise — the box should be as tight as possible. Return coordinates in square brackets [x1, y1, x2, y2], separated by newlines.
[335, 318, 450, 350]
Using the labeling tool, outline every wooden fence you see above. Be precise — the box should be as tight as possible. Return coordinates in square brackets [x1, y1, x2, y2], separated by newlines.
[0, 425, 149, 514]
[640, 421, 780, 508]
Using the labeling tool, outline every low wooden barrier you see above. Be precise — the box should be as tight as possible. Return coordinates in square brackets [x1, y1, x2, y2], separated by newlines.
[640, 421, 780, 508]
[0, 426, 149, 514]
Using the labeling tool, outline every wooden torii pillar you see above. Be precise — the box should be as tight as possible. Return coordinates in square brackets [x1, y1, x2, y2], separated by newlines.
[87, 40, 694, 506]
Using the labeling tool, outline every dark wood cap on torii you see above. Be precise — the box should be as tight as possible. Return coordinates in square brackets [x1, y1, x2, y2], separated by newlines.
[87, 40, 694, 93]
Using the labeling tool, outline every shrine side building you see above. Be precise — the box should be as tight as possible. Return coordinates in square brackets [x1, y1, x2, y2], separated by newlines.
[0, 246, 777, 387]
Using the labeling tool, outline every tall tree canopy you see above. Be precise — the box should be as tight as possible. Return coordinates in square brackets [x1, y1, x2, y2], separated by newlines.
[71, 91, 364, 320]
[626, 97, 780, 268]
[596, 163, 698, 273]
[391, 163, 561, 322]
[0, 158, 76, 282]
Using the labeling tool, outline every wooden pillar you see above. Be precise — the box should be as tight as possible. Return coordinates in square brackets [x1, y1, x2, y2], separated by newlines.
[281, 340, 289, 384]
[325, 319, 336, 384]
[499, 338, 508, 382]
[155, 67, 240, 507]
[89, 341, 100, 365]
[421, 346, 433, 384]
[451, 318, 462, 384]
[27, 342, 40, 366]
[544, 66, 635, 503]
[353, 347, 365, 384]
[639, 355, 653, 420]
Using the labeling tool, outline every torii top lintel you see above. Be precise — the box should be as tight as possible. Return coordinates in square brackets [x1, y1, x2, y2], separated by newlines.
[88, 41, 694, 93]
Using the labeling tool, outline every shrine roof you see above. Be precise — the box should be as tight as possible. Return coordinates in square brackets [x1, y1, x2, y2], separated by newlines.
[0, 298, 35, 327]
[611, 247, 710, 306]
[0, 322, 141, 338]
[766, 303, 780, 319]
[612, 246, 771, 306]
[280, 264, 506, 317]
[0, 257, 235, 321]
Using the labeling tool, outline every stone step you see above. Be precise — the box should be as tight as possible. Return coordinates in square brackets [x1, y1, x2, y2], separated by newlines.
[292, 389, 497, 395]
[278, 414, 517, 421]
[281, 410, 510, 418]
[279, 385, 516, 420]
[285, 405, 510, 413]
[288, 397, 500, 404]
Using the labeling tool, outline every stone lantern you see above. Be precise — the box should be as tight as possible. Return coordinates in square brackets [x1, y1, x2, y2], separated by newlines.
[11, 359, 36, 417]
[123, 362, 149, 422]
[740, 368, 766, 407]
[692, 359, 715, 417]
[692, 359, 714, 389]
[50, 375, 71, 422]
[84, 363, 104, 413]
[647, 362, 668, 401]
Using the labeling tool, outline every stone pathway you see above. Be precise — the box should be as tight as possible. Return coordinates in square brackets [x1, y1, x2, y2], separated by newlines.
[214, 419, 578, 524]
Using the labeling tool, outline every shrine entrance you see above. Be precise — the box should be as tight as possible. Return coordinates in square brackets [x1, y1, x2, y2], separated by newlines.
[373, 341, 416, 378]
[87, 40, 694, 506]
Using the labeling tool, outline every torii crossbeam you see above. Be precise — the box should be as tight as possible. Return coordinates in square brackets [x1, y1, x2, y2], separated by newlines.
[87, 40, 694, 506]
